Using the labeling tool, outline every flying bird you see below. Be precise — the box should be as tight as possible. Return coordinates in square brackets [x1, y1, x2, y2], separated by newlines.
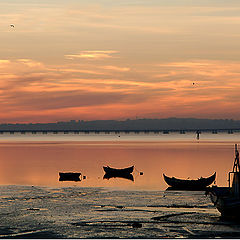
[10, 24, 15, 28]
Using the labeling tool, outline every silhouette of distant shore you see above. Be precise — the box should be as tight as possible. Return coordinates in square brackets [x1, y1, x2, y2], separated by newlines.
[0, 118, 239, 131]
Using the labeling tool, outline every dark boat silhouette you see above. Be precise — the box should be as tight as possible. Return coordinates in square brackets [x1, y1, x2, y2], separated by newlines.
[103, 173, 134, 181]
[59, 172, 81, 182]
[207, 144, 240, 218]
[163, 172, 216, 190]
[103, 165, 134, 175]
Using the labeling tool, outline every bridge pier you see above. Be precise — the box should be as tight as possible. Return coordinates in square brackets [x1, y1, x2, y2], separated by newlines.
[0, 129, 238, 135]
[163, 131, 169, 134]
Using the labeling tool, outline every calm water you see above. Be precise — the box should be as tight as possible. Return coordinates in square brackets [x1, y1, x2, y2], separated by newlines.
[0, 132, 240, 238]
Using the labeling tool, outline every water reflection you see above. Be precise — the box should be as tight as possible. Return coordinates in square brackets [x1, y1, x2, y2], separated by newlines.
[0, 136, 239, 190]
[103, 173, 134, 182]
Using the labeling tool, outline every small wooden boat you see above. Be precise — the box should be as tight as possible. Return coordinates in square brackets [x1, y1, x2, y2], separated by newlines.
[103, 165, 134, 175]
[207, 144, 240, 218]
[103, 173, 134, 182]
[59, 172, 81, 182]
[163, 172, 216, 190]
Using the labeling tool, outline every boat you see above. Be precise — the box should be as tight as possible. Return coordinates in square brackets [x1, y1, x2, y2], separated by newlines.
[206, 144, 240, 218]
[103, 173, 134, 181]
[163, 172, 216, 190]
[103, 165, 134, 175]
[59, 172, 81, 182]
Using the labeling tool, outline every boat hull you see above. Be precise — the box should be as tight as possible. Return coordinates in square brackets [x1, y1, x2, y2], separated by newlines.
[103, 166, 134, 175]
[163, 172, 216, 190]
[218, 199, 240, 218]
[207, 186, 240, 218]
[59, 172, 81, 182]
[207, 144, 240, 219]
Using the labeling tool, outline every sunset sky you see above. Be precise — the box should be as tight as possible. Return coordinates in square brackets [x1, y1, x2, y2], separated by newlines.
[1, 0, 240, 123]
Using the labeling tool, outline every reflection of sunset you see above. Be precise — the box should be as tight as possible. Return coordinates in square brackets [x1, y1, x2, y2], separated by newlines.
[0, 140, 235, 190]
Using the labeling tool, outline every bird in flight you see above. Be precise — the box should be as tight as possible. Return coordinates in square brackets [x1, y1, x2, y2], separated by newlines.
[10, 24, 15, 28]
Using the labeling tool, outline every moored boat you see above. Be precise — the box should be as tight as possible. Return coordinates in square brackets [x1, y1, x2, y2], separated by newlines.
[59, 172, 81, 182]
[163, 172, 216, 190]
[103, 165, 134, 175]
[207, 144, 240, 218]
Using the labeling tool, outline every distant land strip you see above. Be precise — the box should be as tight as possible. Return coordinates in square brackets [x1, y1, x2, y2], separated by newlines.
[0, 118, 239, 132]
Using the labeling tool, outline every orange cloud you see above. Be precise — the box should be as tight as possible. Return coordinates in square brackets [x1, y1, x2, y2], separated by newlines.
[0, 60, 10, 64]
[65, 51, 118, 60]
[0, 58, 240, 122]
[101, 65, 130, 72]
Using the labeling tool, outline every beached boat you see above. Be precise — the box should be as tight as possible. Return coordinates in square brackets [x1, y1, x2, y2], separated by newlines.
[103, 165, 134, 175]
[163, 172, 216, 190]
[207, 144, 240, 218]
[59, 172, 81, 182]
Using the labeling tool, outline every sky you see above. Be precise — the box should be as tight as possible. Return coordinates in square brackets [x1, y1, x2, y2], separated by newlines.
[1, 0, 240, 123]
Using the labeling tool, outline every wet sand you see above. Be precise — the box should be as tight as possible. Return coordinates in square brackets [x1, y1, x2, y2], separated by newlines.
[1, 185, 240, 238]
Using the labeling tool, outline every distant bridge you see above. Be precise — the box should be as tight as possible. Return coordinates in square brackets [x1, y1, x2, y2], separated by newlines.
[0, 128, 238, 134]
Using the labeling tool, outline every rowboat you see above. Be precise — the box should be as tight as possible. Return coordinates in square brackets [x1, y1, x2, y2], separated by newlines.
[207, 144, 240, 218]
[163, 172, 216, 190]
[103, 165, 134, 175]
[59, 172, 81, 181]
